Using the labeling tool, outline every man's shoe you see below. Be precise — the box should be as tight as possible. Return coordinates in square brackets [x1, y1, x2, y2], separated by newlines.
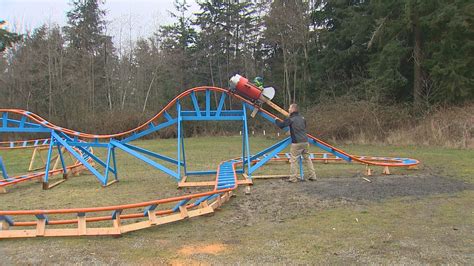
[287, 178, 298, 183]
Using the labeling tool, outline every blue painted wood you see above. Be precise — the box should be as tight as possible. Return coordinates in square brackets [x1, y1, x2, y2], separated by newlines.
[111, 140, 179, 180]
[190, 91, 201, 117]
[0, 215, 14, 226]
[53, 132, 108, 184]
[143, 204, 158, 216]
[0, 156, 10, 180]
[206, 89, 211, 117]
[111, 210, 122, 220]
[122, 143, 182, 166]
[172, 199, 190, 212]
[249, 138, 291, 174]
[215, 93, 227, 117]
[186, 170, 217, 176]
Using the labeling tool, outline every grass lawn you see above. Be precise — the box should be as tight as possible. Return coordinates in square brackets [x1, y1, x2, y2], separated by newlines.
[0, 136, 473, 264]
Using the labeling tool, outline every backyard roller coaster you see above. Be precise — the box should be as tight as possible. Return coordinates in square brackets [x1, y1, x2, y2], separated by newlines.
[0, 76, 419, 238]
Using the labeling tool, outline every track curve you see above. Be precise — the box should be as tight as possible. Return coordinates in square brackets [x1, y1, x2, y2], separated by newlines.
[0, 86, 419, 238]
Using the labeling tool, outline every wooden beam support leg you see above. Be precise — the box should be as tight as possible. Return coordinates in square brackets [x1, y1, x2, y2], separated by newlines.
[28, 148, 38, 171]
[148, 211, 158, 225]
[36, 219, 46, 236]
[179, 206, 189, 219]
[0, 220, 10, 231]
[77, 213, 87, 235]
[366, 165, 372, 176]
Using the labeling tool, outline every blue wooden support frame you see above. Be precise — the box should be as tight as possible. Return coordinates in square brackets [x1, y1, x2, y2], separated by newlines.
[0, 156, 10, 181]
[121, 143, 183, 166]
[190, 91, 201, 117]
[57, 132, 117, 177]
[242, 104, 251, 176]
[177, 101, 183, 180]
[216, 93, 226, 117]
[250, 137, 291, 161]
[121, 119, 177, 143]
[249, 138, 292, 174]
[110, 139, 180, 180]
[0, 113, 52, 133]
[49, 132, 109, 185]
[42, 135, 55, 183]
[56, 144, 67, 176]
[176, 91, 252, 180]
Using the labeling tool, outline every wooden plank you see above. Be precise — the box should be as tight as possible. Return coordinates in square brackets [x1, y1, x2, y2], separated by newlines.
[0, 230, 37, 238]
[103, 179, 119, 187]
[47, 178, 67, 189]
[260, 97, 289, 117]
[120, 221, 151, 233]
[28, 148, 38, 171]
[366, 166, 372, 176]
[148, 210, 157, 224]
[113, 213, 122, 230]
[78, 216, 87, 235]
[237, 179, 253, 185]
[83, 228, 121, 236]
[0, 227, 122, 238]
[178, 181, 216, 188]
[179, 206, 189, 219]
[36, 219, 46, 236]
[187, 206, 214, 218]
[0, 221, 9, 230]
[250, 107, 259, 118]
[154, 213, 185, 226]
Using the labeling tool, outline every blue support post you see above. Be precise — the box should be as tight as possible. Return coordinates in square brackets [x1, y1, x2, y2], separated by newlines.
[104, 143, 114, 184]
[190, 91, 201, 117]
[215, 92, 226, 117]
[42, 135, 55, 184]
[205, 89, 211, 117]
[180, 124, 187, 176]
[111, 147, 118, 180]
[0, 156, 10, 181]
[56, 144, 68, 177]
[177, 101, 182, 180]
[242, 104, 251, 176]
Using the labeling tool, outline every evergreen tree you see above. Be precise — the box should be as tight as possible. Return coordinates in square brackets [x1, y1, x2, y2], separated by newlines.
[0, 21, 22, 52]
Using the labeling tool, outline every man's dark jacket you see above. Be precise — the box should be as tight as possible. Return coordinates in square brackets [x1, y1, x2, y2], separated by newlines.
[275, 112, 308, 143]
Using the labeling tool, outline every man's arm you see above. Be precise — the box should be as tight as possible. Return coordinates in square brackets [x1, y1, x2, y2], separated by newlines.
[275, 118, 292, 129]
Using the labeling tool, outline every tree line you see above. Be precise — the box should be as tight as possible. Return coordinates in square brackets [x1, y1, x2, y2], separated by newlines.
[0, 0, 472, 132]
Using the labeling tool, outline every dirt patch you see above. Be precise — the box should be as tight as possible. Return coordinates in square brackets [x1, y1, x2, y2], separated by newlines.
[224, 174, 473, 227]
[170, 258, 209, 266]
[178, 244, 227, 256]
[303, 174, 473, 201]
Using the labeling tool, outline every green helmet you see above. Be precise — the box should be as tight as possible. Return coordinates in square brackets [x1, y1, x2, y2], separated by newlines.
[253, 76, 264, 88]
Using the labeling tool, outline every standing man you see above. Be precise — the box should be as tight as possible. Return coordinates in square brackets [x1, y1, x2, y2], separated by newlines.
[275, 104, 317, 183]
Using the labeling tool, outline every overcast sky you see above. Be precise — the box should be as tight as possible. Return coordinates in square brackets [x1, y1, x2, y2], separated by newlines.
[1, 0, 199, 42]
